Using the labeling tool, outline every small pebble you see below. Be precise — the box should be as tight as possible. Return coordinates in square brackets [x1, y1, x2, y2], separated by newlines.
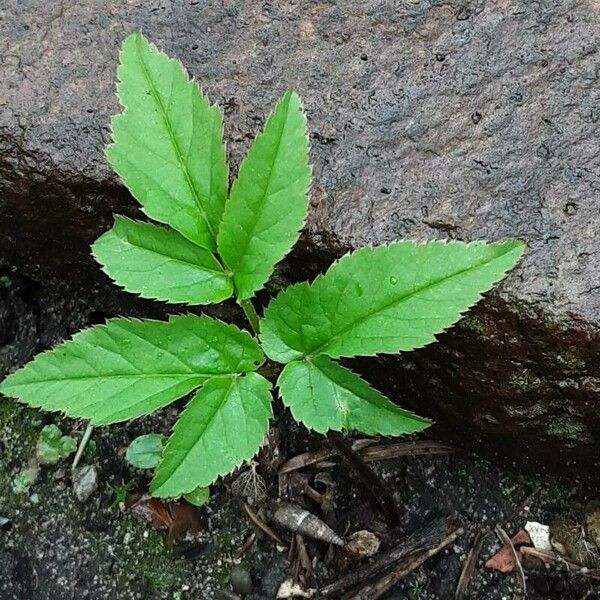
[230, 565, 253, 595]
[72, 464, 98, 502]
[215, 592, 242, 600]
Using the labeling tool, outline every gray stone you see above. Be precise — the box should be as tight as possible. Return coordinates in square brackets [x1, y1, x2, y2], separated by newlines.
[1, 1, 599, 474]
[72, 465, 98, 502]
[230, 565, 253, 595]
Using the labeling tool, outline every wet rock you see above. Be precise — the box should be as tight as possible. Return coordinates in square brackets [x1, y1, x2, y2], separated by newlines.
[72, 464, 98, 502]
[230, 565, 253, 595]
[1, 0, 600, 475]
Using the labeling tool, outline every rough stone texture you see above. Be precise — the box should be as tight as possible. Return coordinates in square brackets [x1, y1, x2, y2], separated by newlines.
[1, 1, 599, 472]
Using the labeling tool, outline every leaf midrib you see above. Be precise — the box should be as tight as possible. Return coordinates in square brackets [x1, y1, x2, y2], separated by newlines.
[3, 372, 226, 386]
[308, 243, 517, 357]
[134, 35, 216, 244]
[113, 229, 228, 278]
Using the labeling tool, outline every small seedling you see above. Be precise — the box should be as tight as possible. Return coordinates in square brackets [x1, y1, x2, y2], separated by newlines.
[0, 34, 525, 500]
[12, 466, 39, 494]
[36, 424, 77, 465]
[108, 480, 135, 508]
[410, 579, 423, 598]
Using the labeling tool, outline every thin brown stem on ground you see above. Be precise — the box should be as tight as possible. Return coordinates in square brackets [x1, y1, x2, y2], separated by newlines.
[326, 430, 400, 529]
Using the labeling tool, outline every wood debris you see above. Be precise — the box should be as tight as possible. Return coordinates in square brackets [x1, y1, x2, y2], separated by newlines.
[455, 531, 484, 600]
[346, 527, 464, 600]
[321, 518, 450, 597]
[243, 502, 286, 547]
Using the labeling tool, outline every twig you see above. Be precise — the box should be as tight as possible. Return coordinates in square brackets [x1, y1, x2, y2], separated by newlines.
[321, 518, 448, 597]
[455, 532, 484, 599]
[233, 532, 256, 560]
[495, 525, 526, 596]
[290, 471, 325, 505]
[327, 431, 400, 528]
[243, 503, 287, 547]
[520, 546, 600, 579]
[346, 527, 464, 600]
[360, 440, 456, 462]
[279, 440, 375, 475]
[72, 424, 94, 471]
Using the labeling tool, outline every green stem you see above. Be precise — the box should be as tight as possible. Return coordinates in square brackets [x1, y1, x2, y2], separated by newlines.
[239, 298, 261, 336]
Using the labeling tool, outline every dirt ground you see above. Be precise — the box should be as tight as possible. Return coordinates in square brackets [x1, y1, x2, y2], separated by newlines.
[1, 272, 598, 600]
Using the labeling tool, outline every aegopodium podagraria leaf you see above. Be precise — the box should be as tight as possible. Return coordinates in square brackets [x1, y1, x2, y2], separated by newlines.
[278, 355, 430, 435]
[0, 315, 264, 425]
[107, 33, 228, 250]
[217, 90, 311, 300]
[0, 32, 526, 499]
[261, 240, 525, 363]
[92, 216, 233, 305]
[150, 373, 273, 497]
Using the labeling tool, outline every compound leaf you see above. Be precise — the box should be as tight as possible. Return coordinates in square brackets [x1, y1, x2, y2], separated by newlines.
[217, 91, 311, 300]
[150, 373, 272, 497]
[278, 355, 430, 435]
[107, 33, 228, 250]
[0, 316, 264, 425]
[92, 216, 233, 305]
[261, 240, 525, 363]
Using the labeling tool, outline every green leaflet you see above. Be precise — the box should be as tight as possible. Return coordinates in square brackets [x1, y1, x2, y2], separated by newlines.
[184, 486, 210, 507]
[92, 216, 233, 305]
[261, 240, 525, 363]
[151, 373, 272, 496]
[126, 434, 166, 469]
[217, 91, 311, 300]
[0, 316, 264, 425]
[278, 355, 430, 435]
[107, 33, 228, 250]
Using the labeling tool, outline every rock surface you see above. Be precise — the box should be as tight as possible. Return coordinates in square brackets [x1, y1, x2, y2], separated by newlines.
[1, 1, 599, 472]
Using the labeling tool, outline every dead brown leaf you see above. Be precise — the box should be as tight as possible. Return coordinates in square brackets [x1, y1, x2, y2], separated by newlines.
[485, 529, 531, 573]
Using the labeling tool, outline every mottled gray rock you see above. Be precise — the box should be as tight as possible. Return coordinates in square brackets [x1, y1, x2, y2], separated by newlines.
[230, 565, 253, 595]
[72, 465, 98, 502]
[1, 0, 599, 473]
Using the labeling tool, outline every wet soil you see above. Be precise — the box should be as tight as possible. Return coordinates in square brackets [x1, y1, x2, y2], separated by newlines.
[0, 272, 598, 600]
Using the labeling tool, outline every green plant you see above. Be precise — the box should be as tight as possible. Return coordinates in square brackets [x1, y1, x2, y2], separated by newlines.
[0, 33, 525, 500]
[36, 423, 77, 465]
[108, 480, 135, 508]
[126, 433, 166, 470]
[410, 579, 423, 598]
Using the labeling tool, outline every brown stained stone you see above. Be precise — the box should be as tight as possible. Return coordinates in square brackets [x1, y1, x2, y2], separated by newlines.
[1, 1, 599, 474]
